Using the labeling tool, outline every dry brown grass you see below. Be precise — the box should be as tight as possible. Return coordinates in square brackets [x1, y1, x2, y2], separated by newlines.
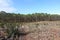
[0, 21, 60, 40]
[19, 21, 60, 40]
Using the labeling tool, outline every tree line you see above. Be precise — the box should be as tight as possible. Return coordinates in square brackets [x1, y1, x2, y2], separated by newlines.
[0, 11, 60, 23]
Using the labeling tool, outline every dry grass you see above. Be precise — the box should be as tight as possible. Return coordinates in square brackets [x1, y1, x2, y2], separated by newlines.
[19, 21, 60, 40]
[0, 21, 60, 40]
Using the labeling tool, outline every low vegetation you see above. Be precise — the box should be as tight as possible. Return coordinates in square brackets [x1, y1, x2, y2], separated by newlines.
[0, 11, 60, 23]
[0, 11, 60, 40]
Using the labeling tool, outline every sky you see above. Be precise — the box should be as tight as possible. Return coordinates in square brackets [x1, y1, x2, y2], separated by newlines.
[0, 0, 60, 14]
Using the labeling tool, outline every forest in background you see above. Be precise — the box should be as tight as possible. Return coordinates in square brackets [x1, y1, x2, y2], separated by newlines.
[0, 11, 60, 23]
